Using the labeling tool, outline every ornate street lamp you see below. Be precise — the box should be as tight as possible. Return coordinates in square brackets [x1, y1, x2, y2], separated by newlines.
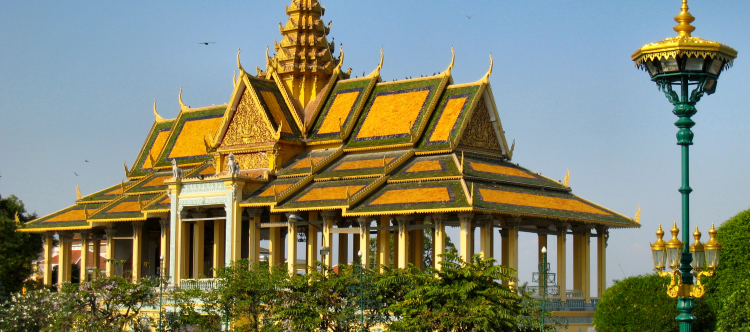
[635, 1, 735, 330]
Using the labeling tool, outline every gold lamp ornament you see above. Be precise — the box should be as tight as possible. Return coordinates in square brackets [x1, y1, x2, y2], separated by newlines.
[651, 224, 667, 271]
[665, 221, 684, 269]
[689, 226, 705, 271]
[704, 223, 722, 270]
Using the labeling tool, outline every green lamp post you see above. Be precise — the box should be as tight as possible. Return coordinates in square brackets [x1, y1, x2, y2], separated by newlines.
[632, 1, 736, 331]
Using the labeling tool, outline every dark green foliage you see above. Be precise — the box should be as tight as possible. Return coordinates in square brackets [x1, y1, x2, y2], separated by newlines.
[382, 252, 521, 332]
[705, 208, 750, 329]
[593, 274, 712, 332]
[0, 195, 41, 296]
[716, 278, 750, 331]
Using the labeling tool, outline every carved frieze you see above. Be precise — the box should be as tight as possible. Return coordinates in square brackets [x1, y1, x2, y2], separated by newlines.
[219, 89, 275, 148]
[178, 196, 229, 210]
[181, 182, 226, 194]
[459, 101, 502, 152]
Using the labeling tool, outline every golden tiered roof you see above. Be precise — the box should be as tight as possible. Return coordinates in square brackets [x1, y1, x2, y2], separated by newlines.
[23, 1, 639, 232]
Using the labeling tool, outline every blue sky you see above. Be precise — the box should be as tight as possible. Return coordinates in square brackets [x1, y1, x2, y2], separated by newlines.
[1, 0, 749, 290]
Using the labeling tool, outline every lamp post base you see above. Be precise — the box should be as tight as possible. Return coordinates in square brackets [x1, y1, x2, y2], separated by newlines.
[676, 297, 696, 332]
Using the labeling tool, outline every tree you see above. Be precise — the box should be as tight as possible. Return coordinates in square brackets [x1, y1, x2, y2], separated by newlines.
[0, 195, 41, 296]
[593, 273, 712, 332]
[0, 288, 58, 332]
[716, 278, 750, 331]
[382, 252, 521, 332]
[706, 208, 750, 329]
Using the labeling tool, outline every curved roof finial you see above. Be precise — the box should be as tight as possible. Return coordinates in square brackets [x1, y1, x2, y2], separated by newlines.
[443, 46, 455, 77]
[237, 48, 245, 73]
[76, 184, 81, 200]
[366, 47, 384, 78]
[480, 53, 493, 84]
[153, 98, 166, 122]
[178, 87, 188, 109]
[233, 70, 237, 86]
[334, 44, 345, 74]
[673, 0, 696, 37]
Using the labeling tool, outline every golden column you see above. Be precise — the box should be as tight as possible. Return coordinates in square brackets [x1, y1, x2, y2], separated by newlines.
[412, 218, 424, 269]
[479, 217, 494, 260]
[432, 214, 447, 270]
[42, 233, 54, 286]
[58, 233, 72, 286]
[320, 211, 336, 271]
[160, 219, 170, 278]
[132, 221, 144, 281]
[395, 216, 411, 269]
[337, 223, 349, 266]
[377, 215, 391, 271]
[104, 227, 117, 277]
[192, 220, 205, 278]
[557, 225, 569, 302]
[458, 213, 475, 262]
[287, 215, 298, 275]
[79, 231, 90, 282]
[307, 211, 319, 271]
[247, 209, 263, 266]
[357, 217, 371, 268]
[269, 215, 283, 268]
[596, 226, 608, 297]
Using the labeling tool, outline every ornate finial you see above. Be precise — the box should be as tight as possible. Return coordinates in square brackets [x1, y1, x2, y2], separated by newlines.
[634, 205, 641, 223]
[564, 169, 570, 187]
[708, 222, 717, 239]
[178, 87, 188, 109]
[237, 48, 245, 73]
[123, 160, 130, 175]
[14, 211, 20, 223]
[673, 0, 696, 37]
[153, 98, 166, 122]
[670, 221, 679, 239]
[480, 53, 493, 84]
[443, 46, 455, 77]
[693, 225, 701, 241]
[76, 184, 81, 200]
[656, 224, 665, 240]
[334, 44, 344, 73]
[366, 47, 384, 78]
[508, 139, 515, 159]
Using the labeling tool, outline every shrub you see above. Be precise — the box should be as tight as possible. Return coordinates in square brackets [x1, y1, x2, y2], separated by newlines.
[593, 274, 712, 332]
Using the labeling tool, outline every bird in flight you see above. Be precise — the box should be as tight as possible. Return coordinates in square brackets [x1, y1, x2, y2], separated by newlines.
[466, 15, 472, 19]
[74, 172, 79, 176]
[85, 160, 89, 162]
[199, 42, 216, 45]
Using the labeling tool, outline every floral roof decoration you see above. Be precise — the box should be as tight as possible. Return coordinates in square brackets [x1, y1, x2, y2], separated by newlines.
[128, 120, 175, 178]
[308, 76, 378, 142]
[416, 83, 483, 152]
[345, 76, 448, 150]
[153, 105, 227, 168]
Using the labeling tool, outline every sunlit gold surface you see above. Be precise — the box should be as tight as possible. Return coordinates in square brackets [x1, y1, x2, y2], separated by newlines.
[260, 91, 293, 134]
[334, 158, 395, 171]
[319, 91, 359, 134]
[44, 210, 86, 223]
[478, 189, 610, 215]
[429, 97, 467, 142]
[169, 117, 223, 159]
[143, 131, 170, 168]
[370, 187, 451, 205]
[406, 160, 443, 173]
[356, 90, 430, 139]
[108, 201, 142, 213]
[469, 162, 534, 179]
[297, 185, 365, 202]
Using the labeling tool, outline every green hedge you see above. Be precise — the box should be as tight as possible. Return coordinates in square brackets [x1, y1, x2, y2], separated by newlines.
[593, 274, 713, 332]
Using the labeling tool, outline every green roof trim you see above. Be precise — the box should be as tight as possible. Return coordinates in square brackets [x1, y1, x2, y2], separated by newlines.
[345, 77, 447, 149]
[241, 177, 308, 206]
[469, 181, 637, 226]
[275, 148, 338, 177]
[317, 150, 408, 179]
[23, 203, 103, 230]
[126, 171, 172, 194]
[462, 154, 569, 190]
[153, 105, 227, 168]
[245, 76, 302, 140]
[129, 120, 175, 177]
[347, 180, 469, 215]
[142, 193, 171, 212]
[88, 194, 157, 221]
[416, 84, 482, 151]
[308, 77, 377, 141]
[389, 154, 460, 181]
[274, 178, 376, 210]
[77, 181, 135, 203]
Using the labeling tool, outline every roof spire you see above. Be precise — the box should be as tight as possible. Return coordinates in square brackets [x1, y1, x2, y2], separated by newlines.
[153, 98, 166, 122]
[673, 0, 696, 37]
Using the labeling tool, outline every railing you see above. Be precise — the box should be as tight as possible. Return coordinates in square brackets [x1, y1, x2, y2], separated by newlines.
[566, 290, 583, 298]
[180, 278, 220, 291]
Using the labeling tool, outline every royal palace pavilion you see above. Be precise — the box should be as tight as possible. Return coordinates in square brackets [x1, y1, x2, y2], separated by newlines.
[22, 0, 639, 328]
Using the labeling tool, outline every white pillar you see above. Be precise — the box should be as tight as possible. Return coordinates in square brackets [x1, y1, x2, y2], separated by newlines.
[458, 213, 474, 263]
[432, 214, 447, 270]
[557, 225, 569, 302]
[287, 216, 298, 275]
[357, 218, 371, 268]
